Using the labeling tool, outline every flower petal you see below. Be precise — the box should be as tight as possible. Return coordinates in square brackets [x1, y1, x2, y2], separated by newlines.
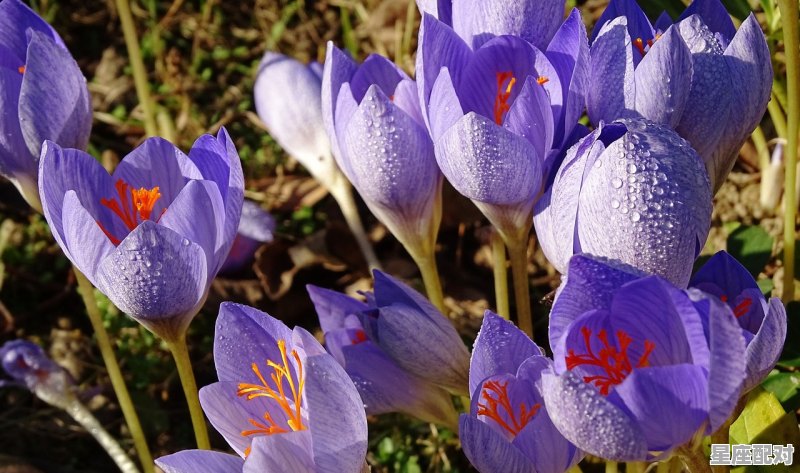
[451, 0, 565, 50]
[348, 54, 407, 103]
[428, 67, 464, 143]
[613, 365, 709, 453]
[305, 353, 368, 473]
[307, 285, 370, 334]
[690, 250, 758, 296]
[587, 17, 635, 125]
[19, 31, 91, 159]
[512, 407, 583, 473]
[0, 66, 30, 180]
[322, 42, 359, 160]
[591, 0, 654, 45]
[542, 371, 648, 461]
[156, 450, 243, 473]
[741, 297, 787, 392]
[243, 431, 315, 473]
[677, 0, 736, 43]
[60, 190, 115, 281]
[633, 25, 693, 127]
[0, 0, 63, 61]
[459, 415, 537, 473]
[503, 75, 555, 158]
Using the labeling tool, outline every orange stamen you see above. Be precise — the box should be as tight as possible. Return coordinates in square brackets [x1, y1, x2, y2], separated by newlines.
[17, 65, 25, 74]
[493, 71, 517, 125]
[476, 380, 540, 438]
[536, 76, 549, 86]
[633, 38, 646, 56]
[98, 178, 162, 244]
[237, 339, 307, 445]
[565, 327, 655, 395]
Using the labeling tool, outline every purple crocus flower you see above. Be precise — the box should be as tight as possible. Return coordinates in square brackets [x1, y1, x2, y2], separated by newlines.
[416, 0, 566, 51]
[1, 340, 71, 396]
[542, 254, 747, 460]
[308, 270, 470, 397]
[38, 130, 244, 341]
[460, 311, 582, 473]
[321, 44, 442, 258]
[254, 52, 344, 193]
[220, 200, 275, 275]
[306, 281, 459, 427]
[533, 119, 712, 287]
[416, 9, 587, 239]
[156, 303, 368, 473]
[0, 0, 92, 211]
[690, 251, 787, 393]
[588, 0, 772, 192]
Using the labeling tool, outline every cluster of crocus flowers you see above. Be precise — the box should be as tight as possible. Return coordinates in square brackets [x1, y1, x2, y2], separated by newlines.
[156, 303, 368, 473]
[587, 0, 772, 192]
[307, 270, 469, 426]
[0, 0, 92, 211]
[534, 119, 712, 287]
[38, 130, 244, 341]
[460, 312, 583, 472]
[540, 254, 785, 461]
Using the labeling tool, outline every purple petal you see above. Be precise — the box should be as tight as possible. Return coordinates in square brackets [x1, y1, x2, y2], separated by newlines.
[416, 14, 472, 132]
[94, 221, 207, 329]
[576, 120, 712, 287]
[348, 54, 408, 103]
[470, 311, 543, 395]
[416, 0, 453, 25]
[213, 302, 293, 383]
[373, 270, 446, 330]
[741, 298, 787, 392]
[587, 17, 635, 125]
[391, 79, 426, 127]
[512, 406, 583, 473]
[377, 304, 469, 394]
[156, 450, 243, 473]
[691, 250, 758, 295]
[0, 66, 30, 180]
[678, 0, 736, 43]
[332, 82, 359, 174]
[633, 26, 693, 127]
[503, 76, 555, 158]
[243, 432, 315, 473]
[613, 365, 709, 452]
[435, 112, 541, 205]
[342, 341, 457, 425]
[428, 68, 464, 143]
[451, 0, 565, 50]
[305, 353, 368, 473]
[654, 12, 673, 34]
[459, 415, 537, 473]
[237, 200, 274, 242]
[307, 285, 370, 334]
[549, 254, 644, 350]
[254, 52, 331, 168]
[322, 42, 359, 160]
[60, 191, 115, 281]
[542, 371, 648, 460]
[591, 0, 654, 44]
[0, 0, 64, 61]
[19, 31, 91, 159]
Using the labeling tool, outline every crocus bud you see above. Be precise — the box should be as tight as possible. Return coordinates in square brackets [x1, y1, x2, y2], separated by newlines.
[0, 0, 92, 211]
[1, 340, 72, 405]
[534, 119, 712, 287]
[38, 130, 244, 341]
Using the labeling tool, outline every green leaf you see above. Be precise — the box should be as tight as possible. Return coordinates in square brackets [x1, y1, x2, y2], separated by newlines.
[727, 225, 774, 279]
[721, 0, 754, 20]
[762, 371, 800, 412]
[757, 278, 775, 296]
[729, 387, 800, 473]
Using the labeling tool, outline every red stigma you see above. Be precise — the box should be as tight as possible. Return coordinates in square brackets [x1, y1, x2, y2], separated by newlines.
[476, 379, 540, 438]
[733, 298, 753, 318]
[565, 327, 655, 395]
[351, 329, 368, 345]
[493, 71, 517, 125]
[97, 179, 164, 245]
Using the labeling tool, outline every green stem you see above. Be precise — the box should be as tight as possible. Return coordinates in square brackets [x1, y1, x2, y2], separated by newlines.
[166, 336, 211, 450]
[165, 333, 211, 450]
[506, 237, 533, 338]
[65, 397, 141, 473]
[627, 462, 647, 473]
[677, 446, 712, 473]
[328, 181, 382, 271]
[491, 230, 510, 319]
[778, 0, 799, 303]
[409, 248, 446, 313]
[769, 94, 788, 138]
[115, 0, 158, 137]
[606, 462, 619, 473]
[74, 269, 154, 473]
[752, 126, 770, 172]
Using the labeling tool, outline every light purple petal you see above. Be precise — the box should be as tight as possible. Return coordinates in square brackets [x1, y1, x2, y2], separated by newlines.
[428, 67, 464, 143]
[391, 79, 426, 127]
[613, 365, 708, 452]
[348, 54, 408, 103]
[704, 295, 747, 431]
[60, 191, 115, 282]
[587, 17, 635, 125]
[503, 76, 555, 158]
[576, 120, 712, 287]
[237, 200, 275, 242]
[512, 407, 583, 473]
[307, 285, 370, 334]
[19, 31, 91, 159]
[469, 311, 543, 394]
[459, 415, 537, 473]
[435, 112, 541, 206]
[94, 221, 207, 327]
[591, 0, 654, 44]
[633, 26, 693, 127]
[542, 371, 648, 460]
[451, 0, 565, 50]
[678, 0, 736, 43]
[322, 42, 359, 160]
[741, 298, 787, 392]
[305, 353, 368, 473]
[243, 432, 315, 473]
[156, 450, 243, 473]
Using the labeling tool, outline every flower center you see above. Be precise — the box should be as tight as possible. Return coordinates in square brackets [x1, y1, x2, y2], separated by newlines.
[236, 339, 306, 455]
[633, 34, 661, 56]
[493, 71, 517, 125]
[565, 327, 655, 395]
[97, 178, 163, 245]
[476, 379, 540, 438]
[720, 295, 753, 318]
